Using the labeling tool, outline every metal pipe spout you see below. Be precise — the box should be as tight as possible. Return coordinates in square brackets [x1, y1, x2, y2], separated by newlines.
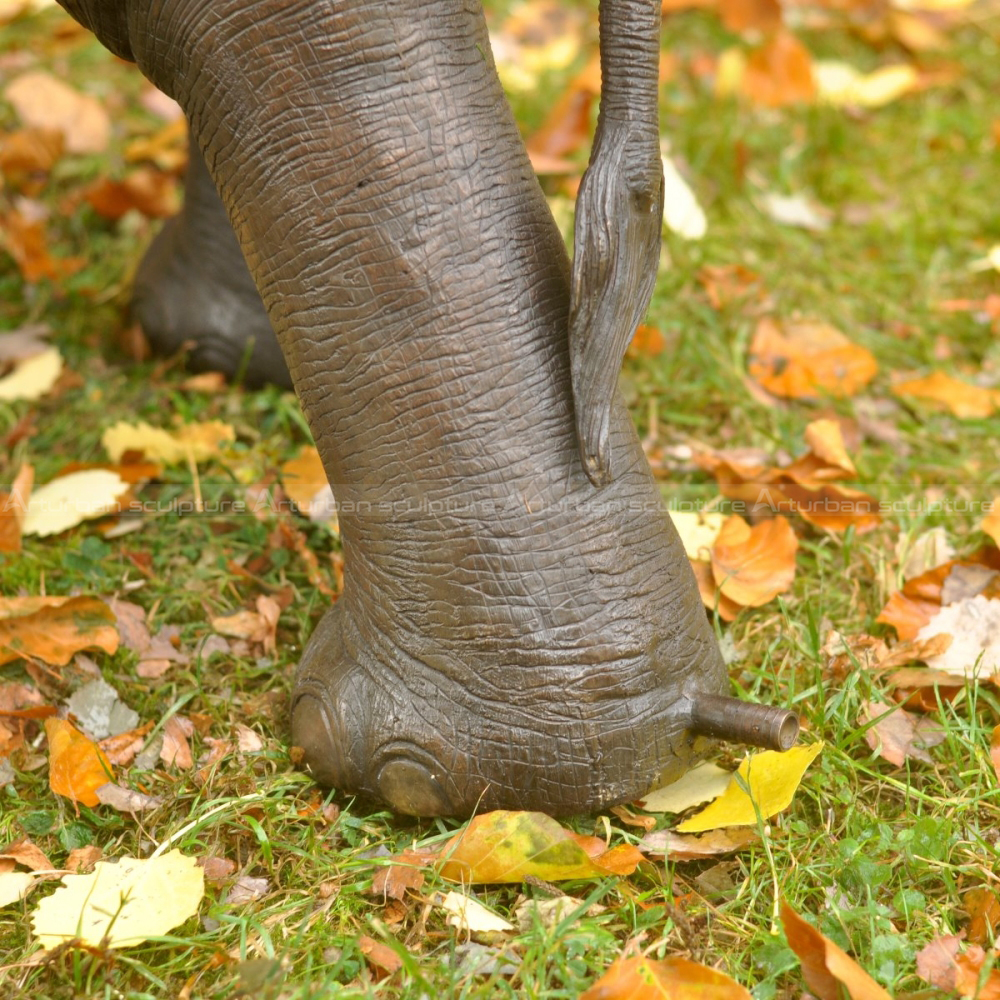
[690, 694, 799, 751]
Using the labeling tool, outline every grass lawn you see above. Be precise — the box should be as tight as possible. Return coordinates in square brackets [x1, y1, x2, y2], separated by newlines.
[1, 0, 999, 996]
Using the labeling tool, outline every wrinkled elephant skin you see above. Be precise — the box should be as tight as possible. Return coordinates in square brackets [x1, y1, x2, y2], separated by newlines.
[55, 0, 796, 816]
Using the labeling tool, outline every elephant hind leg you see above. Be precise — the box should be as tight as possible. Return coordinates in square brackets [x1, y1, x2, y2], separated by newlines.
[131, 138, 291, 389]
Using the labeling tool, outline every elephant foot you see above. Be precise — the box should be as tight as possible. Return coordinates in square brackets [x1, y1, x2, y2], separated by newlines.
[288, 466, 797, 818]
[131, 141, 291, 389]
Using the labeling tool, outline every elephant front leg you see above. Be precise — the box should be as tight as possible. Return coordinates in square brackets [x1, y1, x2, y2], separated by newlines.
[570, 0, 664, 486]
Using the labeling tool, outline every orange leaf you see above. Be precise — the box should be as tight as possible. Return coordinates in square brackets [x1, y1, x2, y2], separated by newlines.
[45, 718, 114, 808]
[711, 515, 798, 607]
[991, 725, 1000, 786]
[719, 0, 782, 34]
[0, 595, 119, 667]
[691, 558, 743, 621]
[917, 935, 1000, 998]
[860, 701, 944, 766]
[892, 371, 1000, 419]
[1, 207, 85, 283]
[525, 55, 600, 160]
[983, 500, 1000, 548]
[781, 901, 891, 1000]
[742, 30, 816, 109]
[748, 318, 878, 399]
[966, 888, 1000, 946]
[0, 463, 32, 554]
[581, 955, 752, 1000]
[84, 167, 179, 220]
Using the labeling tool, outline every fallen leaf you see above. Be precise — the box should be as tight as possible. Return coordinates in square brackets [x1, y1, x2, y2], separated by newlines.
[1, 206, 85, 283]
[639, 761, 733, 813]
[359, 934, 403, 977]
[525, 55, 599, 161]
[698, 265, 763, 311]
[371, 849, 429, 901]
[916, 596, 1000, 678]
[95, 782, 164, 813]
[4, 71, 110, 154]
[677, 743, 822, 832]
[860, 701, 945, 765]
[661, 153, 706, 240]
[0, 346, 63, 402]
[30, 849, 204, 949]
[0, 837, 53, 872]
[0, 872, 34, 908]
[223, 874, 270, 904]
[982, 501, 1000, 549]
[581, 955, 753, 1000]
[758, 191, 832, 231]
[966, 889, 1000, 946]
[65, 846, 102, 874]
[815, 61, 921, 108]
[45, 717, 114, 808]
[0, 127, 64, 185]
[514, 894, 605, 932]
[741, 30, 816, 108]
[782, 901, 891, 1000]
[84, 167, 179, 219]
[102, 419, 235, 464]
[161, 715, 194, 770]
[0, 463, 33, 554]
[892, 371, 1000, 419]
[200, 856, 237, 886]
[719, 0, 782, 34]
[437, 890, 513, 935]
[917, 935, 1000, 998]
[748, 318, 878, 400]
[22, 470, 129, 537]
[124, 118, 188, 171]
[668, 511, 727, 561]
[627, 323, 667, 359]
[711, 515, 798, 607]
[639, 828, 759, 860]
[0, 595, 118, 667]
[438, 811, 644, 883]
[691, 558, 744, 621]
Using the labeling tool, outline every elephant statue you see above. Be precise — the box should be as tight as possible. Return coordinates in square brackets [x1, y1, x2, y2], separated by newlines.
[56, 0, 797, 816]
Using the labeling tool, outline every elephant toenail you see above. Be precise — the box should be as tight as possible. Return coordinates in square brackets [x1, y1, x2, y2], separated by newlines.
[376, 757, 454, 817]
[291, 693, 354, 790]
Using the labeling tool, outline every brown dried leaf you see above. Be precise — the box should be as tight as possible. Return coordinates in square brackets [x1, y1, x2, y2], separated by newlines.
[0, 837, 53, 872]
[0, 127, 64, 186]
[639, 828, 759, 860]
[860, 701, 945, 766]
[917, 935, 1000, 998]
[161, 715, 194, 770]
[358, 935, 403, 977]
[200, 856, 237, 886]
[1, 207, 85, 283]
[95, 782, 164, 813]
[782, 901, 892, 1000]
[525, 55, 600, 160]
[371, 849, 430, 901]
[65, 845, 102, 873]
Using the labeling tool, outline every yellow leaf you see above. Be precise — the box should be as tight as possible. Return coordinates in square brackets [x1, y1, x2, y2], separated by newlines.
[639, 761, 732, 813]
[677, 743, 822, 832]
[30, 849, 204, 949]
[438, 811, 644, 884]
[815, 61, 920, 108]
[22, 470, 129, 537]
[102, 419, 235, 463]
[668, 512, 727, 561]
[0, 346, 63, 402]
[0, 872, 34, 908]
[437, 890, 513, 935]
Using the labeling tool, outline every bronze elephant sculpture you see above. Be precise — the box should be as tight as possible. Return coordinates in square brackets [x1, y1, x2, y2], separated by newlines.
[55, 0, 797, 816]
